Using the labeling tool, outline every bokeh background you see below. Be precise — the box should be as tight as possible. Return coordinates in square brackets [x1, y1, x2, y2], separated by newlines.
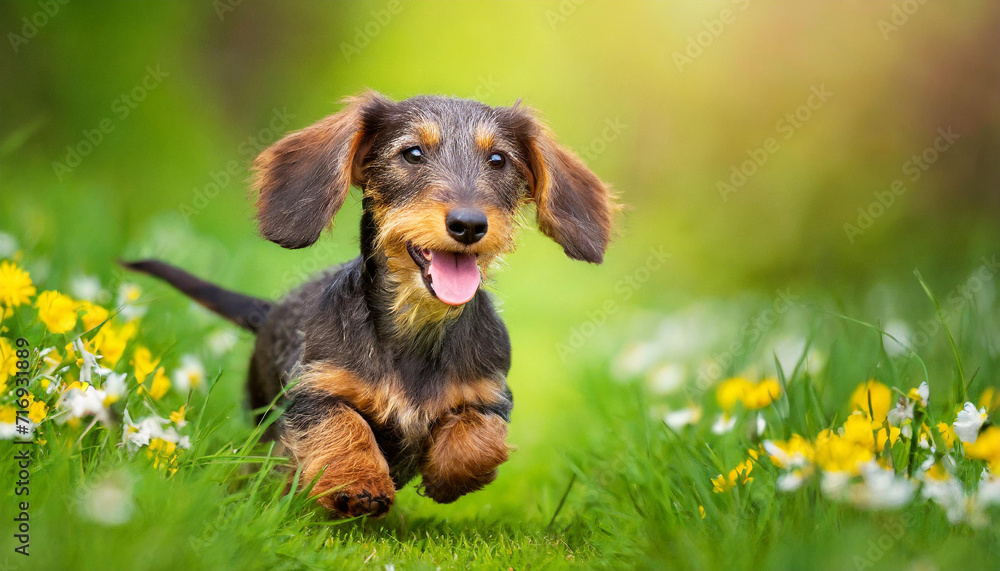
[2, 0, 998, 529]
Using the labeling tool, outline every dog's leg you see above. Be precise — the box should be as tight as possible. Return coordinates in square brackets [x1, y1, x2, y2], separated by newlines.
[283, 395, 395, 517]
[419, 407, 509, 504]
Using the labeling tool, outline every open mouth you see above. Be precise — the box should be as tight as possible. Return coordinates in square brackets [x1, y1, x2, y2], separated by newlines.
[406, 242, 481, 306]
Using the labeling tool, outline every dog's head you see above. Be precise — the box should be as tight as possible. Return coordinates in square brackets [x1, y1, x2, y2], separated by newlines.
[253, 91, 615, 310]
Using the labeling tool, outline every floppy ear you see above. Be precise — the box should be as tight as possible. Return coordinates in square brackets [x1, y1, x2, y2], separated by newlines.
[252, 91, 388, 249]
[514, 110, 616, 264]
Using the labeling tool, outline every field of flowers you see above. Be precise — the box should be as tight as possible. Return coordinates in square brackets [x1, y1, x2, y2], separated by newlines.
[1, 236, 998, 569]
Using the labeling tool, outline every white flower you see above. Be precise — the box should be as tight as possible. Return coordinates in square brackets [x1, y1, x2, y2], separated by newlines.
[79, 474, 135, 526]
[711, 413, 736, 435]
[915, 381, 929, 407]
[663, 406, 701, 431]
[882, 320, 912, 357]
[755, 414, 767, 437]
[612, 342, 657, 380]
[172, 355, 206, 392]
[122, 410, 188, 452]
[0, 420, 34, 440]
[647, 363, 685, 395]
[104, 372, 127, 402]
[70, 273, 104, 302]
[61, 385, 111, 424]
[207, 329, 238, 357]
[821, 471, 851, 499]
[977, 473, 1000, 508]
[777, 470, 806, 492]
[887, 397, 914, 427]
[116, 283, 147, 321]
[849, 462, 916, 510]
[0, 231, 17, 258]
[954, 402, 988, 444]
[763, 440, 810, 469]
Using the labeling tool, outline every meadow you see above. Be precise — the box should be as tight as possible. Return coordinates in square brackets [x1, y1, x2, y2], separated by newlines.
[2, 2, 999, 570]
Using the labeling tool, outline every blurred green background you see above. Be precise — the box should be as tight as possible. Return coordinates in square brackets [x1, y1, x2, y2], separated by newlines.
[1, 0, 998, 526]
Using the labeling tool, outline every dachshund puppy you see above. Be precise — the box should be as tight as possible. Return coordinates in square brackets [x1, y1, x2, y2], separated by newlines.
[124, 91, 615, 517]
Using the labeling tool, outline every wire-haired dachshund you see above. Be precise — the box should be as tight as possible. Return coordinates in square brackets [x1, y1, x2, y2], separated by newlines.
[124, 91, 616, 518]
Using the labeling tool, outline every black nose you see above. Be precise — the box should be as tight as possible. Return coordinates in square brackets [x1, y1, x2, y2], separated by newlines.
[446, 208, 489, 245]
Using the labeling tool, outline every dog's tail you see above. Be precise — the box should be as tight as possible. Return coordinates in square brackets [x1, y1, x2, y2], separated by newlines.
[119, 259, 273, 333]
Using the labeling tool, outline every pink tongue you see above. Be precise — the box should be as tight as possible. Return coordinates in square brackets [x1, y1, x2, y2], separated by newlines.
[427, 250, 481, 306]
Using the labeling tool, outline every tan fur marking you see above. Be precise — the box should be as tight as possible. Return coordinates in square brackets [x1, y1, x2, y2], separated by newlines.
[300, 364, 507, 447]
[415, 120, 441, 147]
[370, 199, 518, 339]
[420, 408, 509, 503]
[282, 403, 395, 517]
[474, 123, 496, 152]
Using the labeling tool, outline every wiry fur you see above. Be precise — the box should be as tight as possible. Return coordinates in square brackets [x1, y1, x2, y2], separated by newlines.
[124, 92, 615, 518]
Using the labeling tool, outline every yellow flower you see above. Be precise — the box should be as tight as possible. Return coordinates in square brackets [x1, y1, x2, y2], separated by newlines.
[936, 422, 956, 450]
[717, 377, 752, 412]
[0, 404, 16, 424]
[698, 505, 706, 519]
[169, 405, 186, 426]
[27, 399, 47, 423]
[0, 261, 36, 307]
[139, 367, 170, 401]
[979, 387, 1000, 413]
[841, 412, 900, 453]
[35, 290, 78, 334]
[0, 337, 18, 391]
[131, 347, 159, 383]
[77, 301, 109, 332]
[712, 450, 759, 493]
[814, 429, 873, 475]
[742, 378, 782, 409]
[924, 461, 950, 482]
[965, 426, 1000, 472]
[849, 380, 891, 421]
[764, 435, 814, 469]
[93, 321, 136, 367]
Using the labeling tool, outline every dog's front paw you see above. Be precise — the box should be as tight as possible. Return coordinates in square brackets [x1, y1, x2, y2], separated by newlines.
[316, 473, 396, 518]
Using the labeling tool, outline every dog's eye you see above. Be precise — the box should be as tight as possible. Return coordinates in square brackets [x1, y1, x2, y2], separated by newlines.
[487, 152, 506, 169]
[402, 146, 424, 164]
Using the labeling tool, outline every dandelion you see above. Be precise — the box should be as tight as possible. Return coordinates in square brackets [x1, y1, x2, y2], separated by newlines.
[717, 377, 752, 412]
[764, 435, 814, 469]
[172, 355, 205, 392]
[663, 406, 701, 431]
[0, 261, 36, 307]
[0, 337, 18, 390]
[849, 380, 891, 421]
[841, 412, 900, 453]
[954, 402, 988, 444]
[814, 429, 873, 476]
[93, 321, 137, 367]
[717, 376, 781, 411]
[77, 300, 109, 332]
[35, 290, 78, 334]
[741, 378, 782, 409]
